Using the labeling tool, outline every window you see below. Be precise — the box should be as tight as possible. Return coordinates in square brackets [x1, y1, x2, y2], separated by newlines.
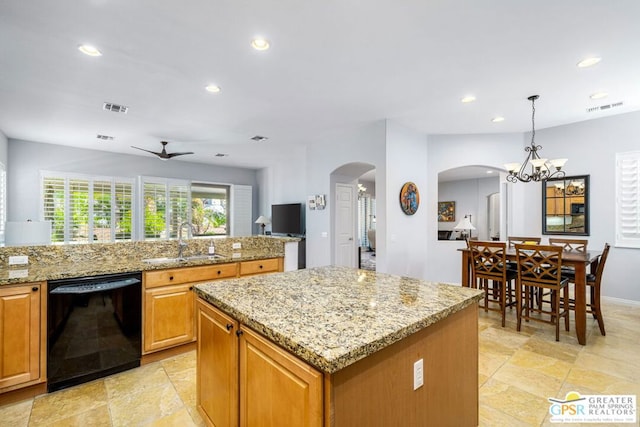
[616, 151, 640, 248]
[0, 162, 6, 242]
[191, 183, 229, 236]
[42, 172, 134, 243]
[142, 178, 189, 239]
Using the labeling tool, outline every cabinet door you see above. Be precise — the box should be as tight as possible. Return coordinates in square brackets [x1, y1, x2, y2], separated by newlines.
[0, 284, 41, 389]
[143, 284, 195, 353]
[197, 299, 239, 427]
[239, 327, 323, 427]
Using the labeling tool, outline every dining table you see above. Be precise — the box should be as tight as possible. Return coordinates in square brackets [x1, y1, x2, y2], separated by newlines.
[459, 246, 602, 345]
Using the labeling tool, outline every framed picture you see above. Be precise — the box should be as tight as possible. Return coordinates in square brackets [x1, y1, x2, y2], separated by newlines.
[438, 201, 455, 222]
[399, 182, 420, 215]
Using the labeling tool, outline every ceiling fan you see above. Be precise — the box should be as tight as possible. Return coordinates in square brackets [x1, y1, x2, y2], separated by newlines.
[131, 141, 194, 160]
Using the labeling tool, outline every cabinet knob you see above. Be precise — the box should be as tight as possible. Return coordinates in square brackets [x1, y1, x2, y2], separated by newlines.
[236, 329, 243, 337]
[169, 276, 174, 281]
[217, 270, 221, 275]
[259, 265, 263, 269]
[226, 323, 233, 331]
[189, 286, 193, 291]
[32, 287, 39, 292]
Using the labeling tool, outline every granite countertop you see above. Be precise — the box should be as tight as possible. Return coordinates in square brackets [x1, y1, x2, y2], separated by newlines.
[0, 249, 282, 285]
[195, 265, 483, 374]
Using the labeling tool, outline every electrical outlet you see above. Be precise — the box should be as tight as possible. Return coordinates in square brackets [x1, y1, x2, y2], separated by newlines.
[413, 359, 424, 390]
[9, 269, 29, 279]
[9, 255, 29, 265]
[232, 242, 242, 249]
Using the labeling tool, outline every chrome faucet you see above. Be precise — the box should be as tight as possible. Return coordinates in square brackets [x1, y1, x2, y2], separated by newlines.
[177, 221, 192, 259]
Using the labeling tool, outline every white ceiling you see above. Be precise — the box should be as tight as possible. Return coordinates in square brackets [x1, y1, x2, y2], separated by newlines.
[1, 1, 639, 170]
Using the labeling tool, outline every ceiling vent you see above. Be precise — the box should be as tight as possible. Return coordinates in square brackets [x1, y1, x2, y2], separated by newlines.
[250, 135, 268, 142]
[103, 102, 129, 114]
[96, 134, 114, 141]
[586, 102, 623, 113]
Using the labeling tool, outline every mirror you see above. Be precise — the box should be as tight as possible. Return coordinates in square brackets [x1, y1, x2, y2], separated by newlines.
[542, 175, 589, 235]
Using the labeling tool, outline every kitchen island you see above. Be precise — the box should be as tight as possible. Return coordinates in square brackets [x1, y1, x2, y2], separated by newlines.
[195, 266, 483, 426]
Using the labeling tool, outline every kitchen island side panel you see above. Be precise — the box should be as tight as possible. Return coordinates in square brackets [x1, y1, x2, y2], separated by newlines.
[326, 303, 478, 427]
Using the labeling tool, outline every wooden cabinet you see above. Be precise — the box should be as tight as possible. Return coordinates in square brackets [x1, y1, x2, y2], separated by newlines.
[197, 298, 239, 427]
[143, 259, 282, 355]
[197, 299, 322, 427]
[239, 258, 282, 276]
[143, 264, 236, 354]
[239, 326, 322, 427]
[0, 282, 46, 392]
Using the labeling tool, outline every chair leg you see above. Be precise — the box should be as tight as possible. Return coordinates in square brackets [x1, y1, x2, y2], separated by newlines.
[554, 289, 560, 341]
[516, 282, 522, 332]
[563, 286, 569, 332]
[592, 285, 606, 336]
[500, 281, 506, 328]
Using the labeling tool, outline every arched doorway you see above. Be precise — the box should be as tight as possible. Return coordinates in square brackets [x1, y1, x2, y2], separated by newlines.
[330, 162, 376, 268]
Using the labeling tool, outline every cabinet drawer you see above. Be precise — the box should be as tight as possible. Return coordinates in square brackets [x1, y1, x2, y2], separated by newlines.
[144, 263, 238, 288]
[239, 258, 281, 276]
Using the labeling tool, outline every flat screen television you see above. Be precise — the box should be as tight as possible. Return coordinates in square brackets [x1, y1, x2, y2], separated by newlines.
[271, 203, 305, 236]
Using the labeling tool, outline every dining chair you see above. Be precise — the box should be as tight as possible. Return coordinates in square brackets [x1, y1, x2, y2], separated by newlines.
[507, 236, 542, 248]
[469, 241, 517, 327]
[561, 243, 610, 336]
[515, 244, 570, 341]
[506, 236, 542, 305]
[548, 238, 588, 252]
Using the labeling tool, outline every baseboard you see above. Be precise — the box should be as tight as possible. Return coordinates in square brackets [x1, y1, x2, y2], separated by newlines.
[141, 341, 196, 365]
[602, 295, 640, 307]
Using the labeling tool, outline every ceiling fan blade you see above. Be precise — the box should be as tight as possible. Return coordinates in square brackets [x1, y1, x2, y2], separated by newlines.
[166, 151, 195, 158]
[131, 146, 162, 156]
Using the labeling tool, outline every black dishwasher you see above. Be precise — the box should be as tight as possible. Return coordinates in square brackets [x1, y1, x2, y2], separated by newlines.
[47, 271, 142, 392]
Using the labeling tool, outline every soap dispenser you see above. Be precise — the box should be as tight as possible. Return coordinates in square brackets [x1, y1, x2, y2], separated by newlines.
[208, 239, 216, 255]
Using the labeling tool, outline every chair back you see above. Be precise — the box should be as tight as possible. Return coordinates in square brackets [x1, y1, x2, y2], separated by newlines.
[469, 241, 508, 281]
[592, 243, 611, 286]
[508, 236, 541, 248]
[549, 238, 588, 252]
[515, 244, 564, 287]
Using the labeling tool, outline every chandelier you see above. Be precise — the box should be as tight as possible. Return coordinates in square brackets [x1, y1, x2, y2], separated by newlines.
[504, 95, 567, 183]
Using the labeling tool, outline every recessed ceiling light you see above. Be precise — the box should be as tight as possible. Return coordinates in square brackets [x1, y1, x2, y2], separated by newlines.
[78, 44, 102, 57]
[577, 57, 601, 68]
[491, 116, 505, 123]
[205, 84, 221, 93]
[251, 38, 270, 51]
[460, 95, 476, 103]
[590, 91, 608, 100]
[486, 170, 494, 174]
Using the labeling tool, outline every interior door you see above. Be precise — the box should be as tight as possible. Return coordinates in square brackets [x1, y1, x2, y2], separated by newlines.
[335, 183, 356, 267]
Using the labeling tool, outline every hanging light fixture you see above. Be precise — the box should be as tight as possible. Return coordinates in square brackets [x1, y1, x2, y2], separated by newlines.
[504, 95, 567, 183]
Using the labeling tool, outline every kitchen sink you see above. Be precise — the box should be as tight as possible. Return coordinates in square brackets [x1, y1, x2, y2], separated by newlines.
[142, 254, 226, 264]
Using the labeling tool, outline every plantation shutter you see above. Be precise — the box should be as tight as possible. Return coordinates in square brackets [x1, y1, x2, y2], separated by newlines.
[231, 185, 252, 237]
[168, 182, 189, 239]
[143, 182, 167, 239]
[0, 163, 5, 241]
[43, 176, 66, 242]
[114, 181, 133, 241]
[615, 151, 640, 248]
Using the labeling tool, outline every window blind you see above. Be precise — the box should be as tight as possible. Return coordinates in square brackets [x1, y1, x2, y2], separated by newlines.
[615, 151, 640, 248]
[0, 163, 6, 241]
[42, 173, 133, 243]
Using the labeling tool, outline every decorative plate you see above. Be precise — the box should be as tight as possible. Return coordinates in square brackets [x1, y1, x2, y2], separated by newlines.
[399, 182, 419, 215]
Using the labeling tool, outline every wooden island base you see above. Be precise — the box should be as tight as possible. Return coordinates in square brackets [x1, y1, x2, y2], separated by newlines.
[325, 303, 478, 426]
[198, 299, 478, 427]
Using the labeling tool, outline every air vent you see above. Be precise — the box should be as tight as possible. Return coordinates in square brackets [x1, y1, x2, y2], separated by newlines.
[215, 153, 228, 157]
[586, 102, 623, 113]
[103, 102, 129, 114]
[96, 134, 114, 141]
[250, 135, 268, 142]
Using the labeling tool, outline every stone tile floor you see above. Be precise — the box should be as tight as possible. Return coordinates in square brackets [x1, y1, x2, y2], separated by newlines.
[1, 299, 638, 426]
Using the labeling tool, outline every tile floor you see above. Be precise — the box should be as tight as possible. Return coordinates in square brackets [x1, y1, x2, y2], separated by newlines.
[1, 299, 638, 426]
